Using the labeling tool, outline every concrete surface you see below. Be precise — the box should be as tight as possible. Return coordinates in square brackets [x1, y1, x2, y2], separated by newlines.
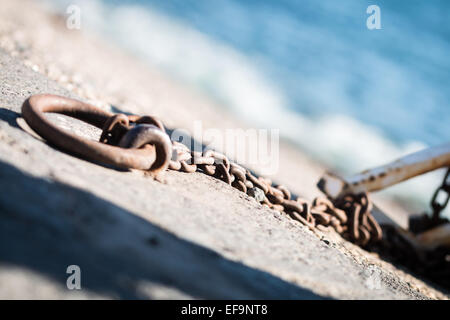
[0, 49, 447, 299]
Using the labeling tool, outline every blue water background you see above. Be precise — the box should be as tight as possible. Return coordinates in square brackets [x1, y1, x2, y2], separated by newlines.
[125, 0, 450, 146]
[44, 0, 450, 213]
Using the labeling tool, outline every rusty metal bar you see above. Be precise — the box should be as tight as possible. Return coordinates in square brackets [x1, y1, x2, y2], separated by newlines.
[318, 143, 450, 199]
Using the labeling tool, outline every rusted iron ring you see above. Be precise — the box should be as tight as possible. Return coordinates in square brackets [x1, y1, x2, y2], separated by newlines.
[21, 94, 172, 175]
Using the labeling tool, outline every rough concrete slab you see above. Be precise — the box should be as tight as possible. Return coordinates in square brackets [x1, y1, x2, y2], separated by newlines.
[0, 49, 446, 299]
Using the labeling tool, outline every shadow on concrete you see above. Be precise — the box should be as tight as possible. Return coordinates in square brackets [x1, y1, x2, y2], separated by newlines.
[0, 160, 326, 299]
[0, 107, 21, 129]
[0, 107, 129, 172]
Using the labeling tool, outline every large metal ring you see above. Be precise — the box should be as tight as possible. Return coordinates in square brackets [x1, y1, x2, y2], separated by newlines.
[21, 94, 172, 173]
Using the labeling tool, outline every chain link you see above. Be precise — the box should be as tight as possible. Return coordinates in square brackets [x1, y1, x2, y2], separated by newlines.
[168, 140, 383, 246]
[430, 168, 450, 220]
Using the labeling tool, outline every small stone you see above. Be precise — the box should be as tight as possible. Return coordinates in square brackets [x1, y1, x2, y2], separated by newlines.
[247, 187, 265, 203]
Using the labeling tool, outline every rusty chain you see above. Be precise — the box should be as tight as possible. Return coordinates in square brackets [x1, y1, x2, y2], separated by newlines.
[430, 168, 450, 220]
[408, 167, 450, 234]
[22, 94, 383, 247]
[169, 137, 382, 246]
[369, 168, 450, 289]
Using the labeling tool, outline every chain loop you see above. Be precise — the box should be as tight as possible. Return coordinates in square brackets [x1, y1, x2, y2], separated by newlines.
[22, 94, 172, 176]
[430, 168, 450, 220]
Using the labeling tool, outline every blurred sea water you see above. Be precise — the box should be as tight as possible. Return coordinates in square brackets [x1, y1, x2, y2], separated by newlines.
[44, 0, 450, 213]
